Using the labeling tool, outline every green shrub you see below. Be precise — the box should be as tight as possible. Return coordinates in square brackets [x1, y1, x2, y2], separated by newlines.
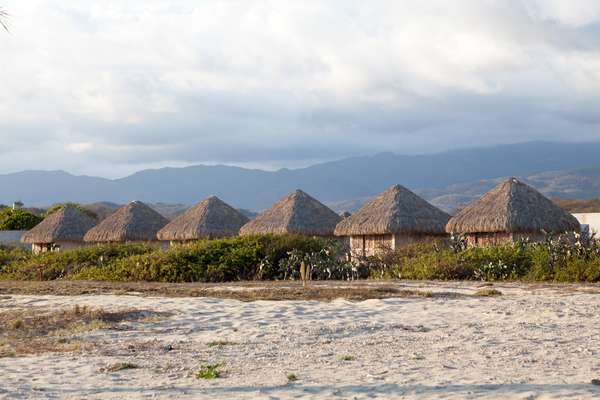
[0, 246, 31, 268]
[525, 245, 553, 281]
[33, 234, 346, 283]
[391, 248, 473, 280]
[0, 243, 157, 280]
[461, 243, 531, 280]
[5, 232, 600, 283]
[0, 209, 42, 230]
[375, 243, 474, 280]
[364, 236, 600, 282]
[196, 363, 223, 379]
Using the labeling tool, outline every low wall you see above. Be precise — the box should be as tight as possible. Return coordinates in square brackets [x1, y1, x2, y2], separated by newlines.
[0, 231, 27, 248]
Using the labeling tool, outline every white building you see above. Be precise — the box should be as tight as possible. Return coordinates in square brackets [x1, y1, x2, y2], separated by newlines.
[572, 213, 600, 237]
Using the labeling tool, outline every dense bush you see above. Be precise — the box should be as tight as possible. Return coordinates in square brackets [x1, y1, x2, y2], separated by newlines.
[0, 235, 347, 282]
[366, 233, 600, 283]
[4, 233, 600, 283]
[73, 235, 349, 282]
[0, 243, 157, 280]
[0, 245, 31, 268]
[0, 208, 43, 230]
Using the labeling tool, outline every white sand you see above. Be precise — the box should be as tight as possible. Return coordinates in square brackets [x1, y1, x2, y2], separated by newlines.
[1, 281, 600, 399]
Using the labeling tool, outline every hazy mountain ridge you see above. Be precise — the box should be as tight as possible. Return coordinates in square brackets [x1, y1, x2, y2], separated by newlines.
[422, 167, 600, 214]
[2, 141, 600, 212]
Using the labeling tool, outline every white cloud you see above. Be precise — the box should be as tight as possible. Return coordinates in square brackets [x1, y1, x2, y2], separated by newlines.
[526, 0, 600, 27]
[65, 142, 94, 154]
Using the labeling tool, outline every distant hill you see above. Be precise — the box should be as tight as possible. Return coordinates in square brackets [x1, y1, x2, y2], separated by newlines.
[419, 167, 600, 214]
[553, 198, 600, 213]
[2, 141, 600, 212]
[83, 202, 257, 222]
[84, 202, 120, 221]
[328, 167, 600, 215]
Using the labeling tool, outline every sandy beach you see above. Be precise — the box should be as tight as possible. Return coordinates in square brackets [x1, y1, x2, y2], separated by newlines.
[1, 281, 600, 399]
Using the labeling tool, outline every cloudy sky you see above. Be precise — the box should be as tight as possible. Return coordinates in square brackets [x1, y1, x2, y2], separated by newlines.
[1, 0, 600, 177]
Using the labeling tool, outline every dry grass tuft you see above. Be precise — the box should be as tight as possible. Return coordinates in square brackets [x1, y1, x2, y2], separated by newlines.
[0, 305, 166, 356]
[0, 281, 467, 301]
[474, 288, 503, 297]
[207, 340, 238, 347]
[102, 362, 140, 373]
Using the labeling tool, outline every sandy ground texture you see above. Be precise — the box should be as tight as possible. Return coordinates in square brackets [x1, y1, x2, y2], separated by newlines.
[1, 281, 600, 399]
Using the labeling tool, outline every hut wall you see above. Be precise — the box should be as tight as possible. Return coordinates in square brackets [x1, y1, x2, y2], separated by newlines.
[349, 234, 445, 258]
[349, 234, 394, 258]
[55, 241, 86, 251]
[31, 241, 88, 255]
[32, 243, 52, 255]
[465, 232, 546, 247]
[393, 234, 446, 247]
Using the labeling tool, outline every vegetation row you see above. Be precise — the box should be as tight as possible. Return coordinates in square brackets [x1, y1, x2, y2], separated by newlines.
[2, 234, 600, 282]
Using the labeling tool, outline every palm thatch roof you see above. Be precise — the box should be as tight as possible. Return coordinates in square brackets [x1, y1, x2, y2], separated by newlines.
[21, 206, 97, 244]
[157, 196, 249, 241]
[446, 178, 580, 234]
[239, 190, 341, 236]
[334, 185, 450, 236]
[84, 201, 168, 242]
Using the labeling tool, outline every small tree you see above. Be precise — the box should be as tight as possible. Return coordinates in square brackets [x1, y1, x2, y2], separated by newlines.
[0, 209, 43, 230]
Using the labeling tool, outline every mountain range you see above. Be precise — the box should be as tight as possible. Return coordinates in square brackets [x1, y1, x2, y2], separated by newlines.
[2, 141, 600, 214]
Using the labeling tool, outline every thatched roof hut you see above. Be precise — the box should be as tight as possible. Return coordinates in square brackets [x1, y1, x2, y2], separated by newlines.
[334, 184, 450, 236]
[446, 178, 580, 235]
[21, 206, 97, 250]
[157, 196, 249, 241]
[84, 201, 168, 243]
[239, 189, 341, 236]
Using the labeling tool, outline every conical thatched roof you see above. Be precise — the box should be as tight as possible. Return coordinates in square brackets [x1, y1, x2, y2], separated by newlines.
[446, 178, 580, 234]
[84, 201, 168, 242]
[157, 196, 249, 241]
[334, 185, 450, 236]
[239, 190, 341, 236]
[22, 206, 97, 244]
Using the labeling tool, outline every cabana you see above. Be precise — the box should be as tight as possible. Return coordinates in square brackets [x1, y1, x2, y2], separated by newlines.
[84, 201, 168, 244]
[21, 206, 97, 254]
[334, 184, 450, 258]
[239, 189, 341, 237]
[157, 196, 249, 244]
[446, 178, 580, 246]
